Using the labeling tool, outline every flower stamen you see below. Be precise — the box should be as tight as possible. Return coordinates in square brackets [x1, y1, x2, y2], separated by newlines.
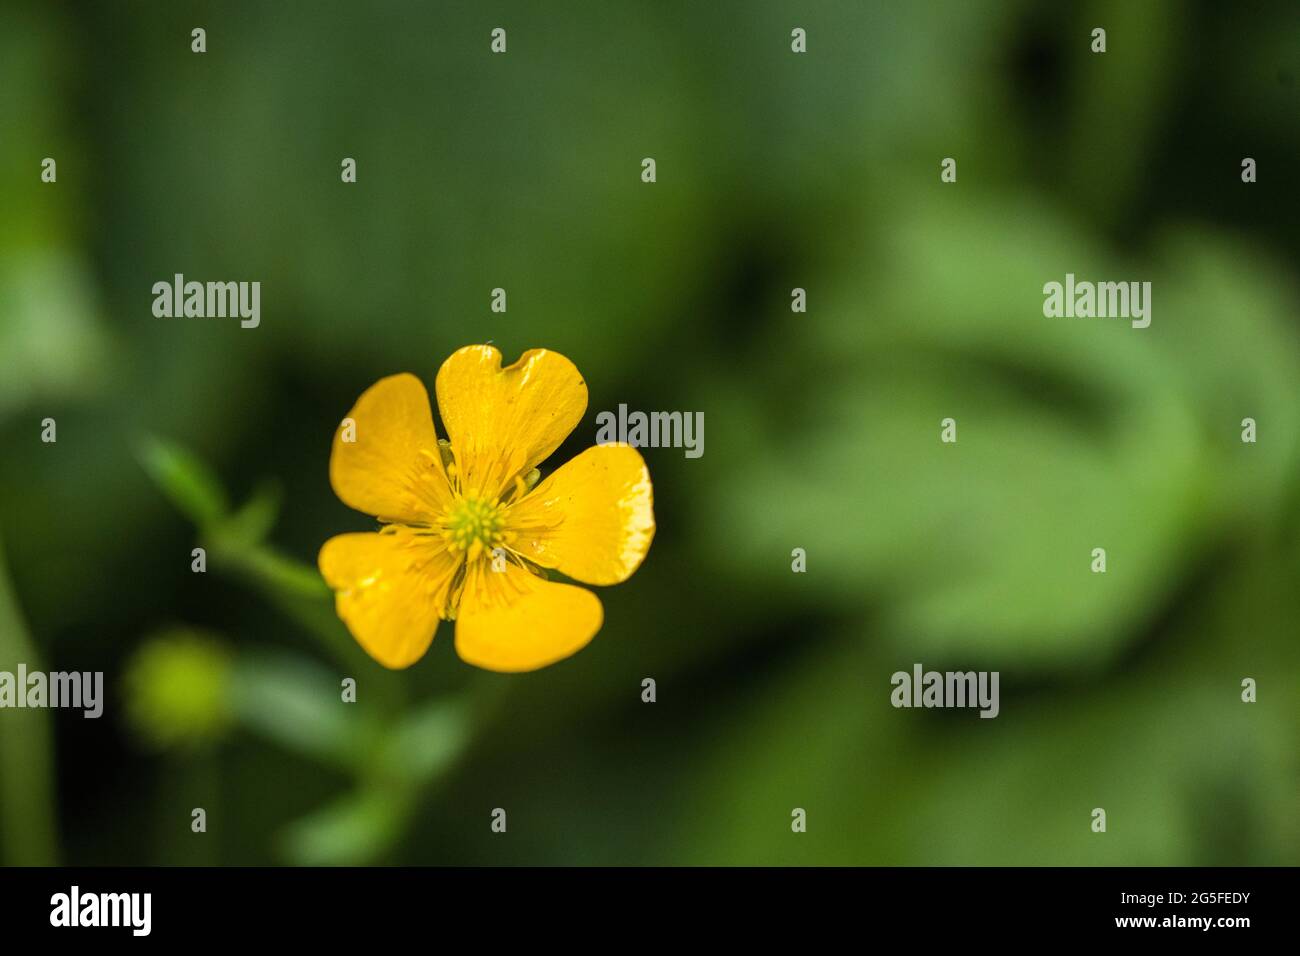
[440, 496, 507, 559]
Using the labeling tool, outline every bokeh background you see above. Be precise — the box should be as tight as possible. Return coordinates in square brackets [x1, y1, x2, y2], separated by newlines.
[1, 0, 1297, 866]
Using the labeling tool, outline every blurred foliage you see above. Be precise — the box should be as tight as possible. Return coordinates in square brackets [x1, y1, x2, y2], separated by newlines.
[0, 0, 1296, 866]
[709, 197, 1300, 670]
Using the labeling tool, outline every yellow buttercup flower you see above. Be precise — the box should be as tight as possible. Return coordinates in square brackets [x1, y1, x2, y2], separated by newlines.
[319, 345, 655, 672]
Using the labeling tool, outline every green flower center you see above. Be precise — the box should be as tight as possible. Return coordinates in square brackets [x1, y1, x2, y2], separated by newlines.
[443, 497, 505, 556]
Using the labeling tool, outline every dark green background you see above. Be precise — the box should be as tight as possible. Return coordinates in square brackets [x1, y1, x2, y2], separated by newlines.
[1, 0, 1297, 865]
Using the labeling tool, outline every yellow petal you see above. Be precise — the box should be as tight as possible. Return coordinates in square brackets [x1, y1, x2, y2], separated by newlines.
[454, 562, 603, 672]
[507, 444, 655, 585]
[434, 346, 587, 501]
[318, 530, 459, 669]
[330, 373, 453, 523]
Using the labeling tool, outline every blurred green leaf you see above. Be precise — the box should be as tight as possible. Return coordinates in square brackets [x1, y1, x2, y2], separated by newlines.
[0, 252, 113, 420]
[228, 651, 375, 771]
[279, 787, 411, 867]
[228, 546, 331, 601]
[377, 697, 473, 785]
[137, 435, 230, 529]
[217, 480, 283, 549]
[0, 534, 58, 865]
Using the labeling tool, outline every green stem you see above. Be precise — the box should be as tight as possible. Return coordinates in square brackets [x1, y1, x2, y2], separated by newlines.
[0, 534, 59, 865]
[210, 538, 356, 666]
[211, 539, 410, 711]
